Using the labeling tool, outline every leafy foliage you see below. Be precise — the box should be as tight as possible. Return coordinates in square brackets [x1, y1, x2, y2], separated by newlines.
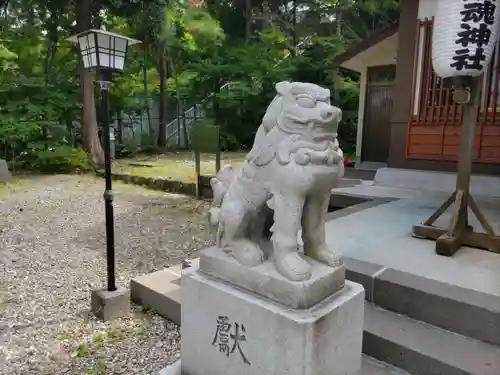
[29, 146, 92, 174]
[0, 0, 399, 172]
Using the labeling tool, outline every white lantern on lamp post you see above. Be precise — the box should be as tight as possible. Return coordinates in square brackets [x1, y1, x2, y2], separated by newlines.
[412, 1, 500, 256]
[432, 0, 500, 85]
[68, 29, 140, 78]
[67, 30, 140, 314]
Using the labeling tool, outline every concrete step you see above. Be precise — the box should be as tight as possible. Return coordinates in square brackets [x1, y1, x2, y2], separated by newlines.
[158, 356, 411, 375]
[344, 258, 500, 347]
[360, 356, 412, 375]
[130, 264, 184, 324]
[363, 302, 500, 375]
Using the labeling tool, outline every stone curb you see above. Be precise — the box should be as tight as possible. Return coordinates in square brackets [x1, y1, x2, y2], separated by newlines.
[95, 170, 214, 199]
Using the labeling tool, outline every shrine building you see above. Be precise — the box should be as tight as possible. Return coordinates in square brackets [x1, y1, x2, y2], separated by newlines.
[337, 0, 500, 175]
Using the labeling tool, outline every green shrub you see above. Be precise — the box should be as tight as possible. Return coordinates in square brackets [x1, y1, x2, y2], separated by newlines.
[30, 146, 92, 174]
[117, 140, 140, 158]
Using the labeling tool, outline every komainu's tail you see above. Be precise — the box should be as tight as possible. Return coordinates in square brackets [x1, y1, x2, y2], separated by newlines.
[208, 164, 236, 226]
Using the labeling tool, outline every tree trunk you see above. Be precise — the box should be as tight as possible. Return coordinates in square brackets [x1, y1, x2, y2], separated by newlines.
[143, 47, 154, 140]
[245, 0, 252, 41]
[332, 6, 343, 106]
[336, 7, 342, 36]
[165, 51, 187, 148]
[157, 55, 168, 147]
[76, 0, 104, 167]
[292, 0, 297, 55]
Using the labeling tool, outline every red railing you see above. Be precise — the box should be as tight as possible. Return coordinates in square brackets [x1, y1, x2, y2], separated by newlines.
[407, 19, 500, 163]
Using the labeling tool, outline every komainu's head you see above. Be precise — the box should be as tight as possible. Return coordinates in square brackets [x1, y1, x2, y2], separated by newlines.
[261, 81, 342, 142]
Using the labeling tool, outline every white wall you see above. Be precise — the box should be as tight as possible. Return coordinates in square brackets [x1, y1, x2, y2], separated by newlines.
[418, 0, 436, 20]
[363, 33, 399, 67]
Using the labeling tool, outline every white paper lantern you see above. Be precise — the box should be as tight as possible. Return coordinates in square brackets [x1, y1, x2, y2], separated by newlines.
[432, 0, 500, 79]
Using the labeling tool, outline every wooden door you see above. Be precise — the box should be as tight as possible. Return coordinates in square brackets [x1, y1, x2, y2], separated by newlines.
[362, 83, 394, 163]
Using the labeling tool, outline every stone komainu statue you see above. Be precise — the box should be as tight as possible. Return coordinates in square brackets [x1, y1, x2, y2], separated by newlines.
[209, 81, 344, 282]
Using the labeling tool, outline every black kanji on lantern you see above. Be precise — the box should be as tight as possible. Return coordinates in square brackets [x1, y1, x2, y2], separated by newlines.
[456, 23, 492, 47]
[451, 47, 486, 70]
[460, 1, 497, 25]
[450, 1, 496, 71]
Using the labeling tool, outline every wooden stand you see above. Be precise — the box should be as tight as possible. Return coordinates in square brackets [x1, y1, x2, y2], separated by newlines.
[411, 77, 500, 256]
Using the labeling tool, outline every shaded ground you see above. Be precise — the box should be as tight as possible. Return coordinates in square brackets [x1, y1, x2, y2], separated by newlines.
[115, 151, 247, 182]
[0, 175, 213, 375]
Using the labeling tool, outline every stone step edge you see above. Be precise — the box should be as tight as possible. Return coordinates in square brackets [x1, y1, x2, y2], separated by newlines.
[345, 256, 500, 347]
[158, 356, 413, 375]
[364, 302, 500, 375]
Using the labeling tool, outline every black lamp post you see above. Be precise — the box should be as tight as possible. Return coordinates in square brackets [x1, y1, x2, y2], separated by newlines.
[68, 30, 140, 292]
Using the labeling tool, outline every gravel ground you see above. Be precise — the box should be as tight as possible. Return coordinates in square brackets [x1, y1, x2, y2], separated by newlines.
[0, 174, 213, 375]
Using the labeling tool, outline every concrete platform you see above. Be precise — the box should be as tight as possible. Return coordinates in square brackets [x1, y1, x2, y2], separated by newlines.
[373, 167, 500, 198]
[325, 197, 500, 299]
[326, 197, 500, 346]
[332, 168, 500, 200]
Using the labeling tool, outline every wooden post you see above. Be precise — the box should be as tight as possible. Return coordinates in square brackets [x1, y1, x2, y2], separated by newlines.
[215, 127, 221, 173]
[412, 77, 500, 255]
[192, 123, 221, 200]
[194, 149, 201, 200]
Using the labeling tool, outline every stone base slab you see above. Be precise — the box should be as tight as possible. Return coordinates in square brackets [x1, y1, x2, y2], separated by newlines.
[130, 259, 199, 324]
[130, 267, 182, 323]
[181, 269, 364, 375]
[158, 357, 413, 375]
[91, 287, 130, 321]
[0, 159, 12, 183]
[199, 246, 346, 309]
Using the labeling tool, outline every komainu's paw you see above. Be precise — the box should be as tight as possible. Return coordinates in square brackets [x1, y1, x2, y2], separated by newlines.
[275, 252, 312, 282]
[228, 240, 265, 267]
[307, 244, 343, 268]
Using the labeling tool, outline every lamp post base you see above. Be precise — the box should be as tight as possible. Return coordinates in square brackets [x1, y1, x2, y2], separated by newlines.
[91, 287, 130, 321]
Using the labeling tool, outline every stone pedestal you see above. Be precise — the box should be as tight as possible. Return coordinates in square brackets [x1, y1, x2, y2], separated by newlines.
[168, 245, 365, 375]
[199, 246, 346, 309]
[91, 287, 130, 321]
[0, 159, 12, 183]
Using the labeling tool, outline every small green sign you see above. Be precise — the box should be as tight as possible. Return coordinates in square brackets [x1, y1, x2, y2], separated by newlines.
[191, 123, 220, 153]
